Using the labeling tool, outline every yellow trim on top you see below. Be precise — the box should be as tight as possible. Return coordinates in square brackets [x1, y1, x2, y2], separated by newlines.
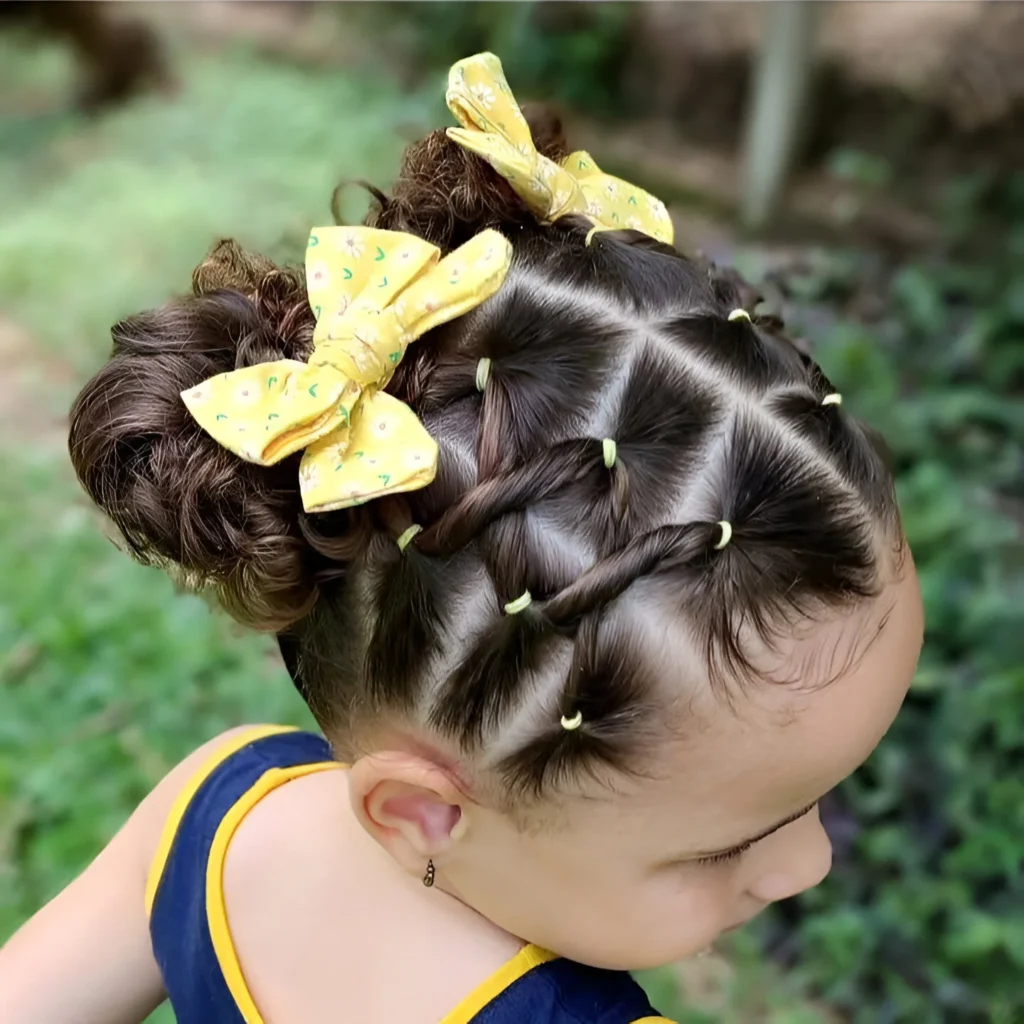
[206, 760, 343, 1024]
[146, 730, 623, 1024]
[439, 943, 557, 1024]
[632, 1018, 679, 1024]
[144, 725, 298, 915]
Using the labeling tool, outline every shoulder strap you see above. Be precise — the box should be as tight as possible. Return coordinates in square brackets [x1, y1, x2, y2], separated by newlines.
[145, 725, 299, 914]
[442, 950, 668, 1023]
[147, 726, 339, 1024]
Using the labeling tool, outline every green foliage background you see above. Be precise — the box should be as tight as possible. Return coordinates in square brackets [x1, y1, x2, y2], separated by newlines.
[2, 11, 1022, 1024]
[761, 178, 1024, 1023]
[361, 1, 637, 116]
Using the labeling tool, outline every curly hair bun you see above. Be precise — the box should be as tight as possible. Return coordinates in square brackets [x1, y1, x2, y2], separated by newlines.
[69, 242, 325, 631]
[367, 104, 569, 251]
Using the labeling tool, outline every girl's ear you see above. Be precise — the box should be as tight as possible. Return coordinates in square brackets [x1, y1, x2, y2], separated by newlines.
[348, 751, 468, 877]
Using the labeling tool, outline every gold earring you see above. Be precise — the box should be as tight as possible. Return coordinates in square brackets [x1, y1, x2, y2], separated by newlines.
[422, 859, 436, 888]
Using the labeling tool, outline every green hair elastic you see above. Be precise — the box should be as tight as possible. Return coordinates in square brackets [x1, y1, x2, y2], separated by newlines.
[560, 710, 584, 731]
[476, 357, 491, 392]
[714, 520, 733, 550]
[821, 393, 843, 407]
[728, 308, 752, 323]
[396, 524, 423, 552]
[504, 591, 533, 615]
[602, 438, 617, 469]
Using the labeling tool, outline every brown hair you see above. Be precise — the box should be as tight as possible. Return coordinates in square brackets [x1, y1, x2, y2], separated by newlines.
[69, 110, 900, 799]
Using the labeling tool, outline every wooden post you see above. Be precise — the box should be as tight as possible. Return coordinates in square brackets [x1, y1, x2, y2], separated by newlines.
[740, 1, 821, 231]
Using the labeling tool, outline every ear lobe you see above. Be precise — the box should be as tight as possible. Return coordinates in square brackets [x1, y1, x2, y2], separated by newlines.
[349, 754, 466, 872]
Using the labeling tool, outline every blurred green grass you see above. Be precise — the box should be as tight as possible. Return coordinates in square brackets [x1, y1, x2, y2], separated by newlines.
[0, 35, 441, 374]
[0, 30, 838, 1024]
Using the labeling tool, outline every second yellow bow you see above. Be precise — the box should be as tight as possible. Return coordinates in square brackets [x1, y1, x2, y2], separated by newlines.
[446, 52, 673, 245]
[182, 227, 512, 513]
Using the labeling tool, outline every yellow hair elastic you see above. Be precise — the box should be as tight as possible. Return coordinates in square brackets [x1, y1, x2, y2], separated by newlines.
[397, 524, 423, 552]
[504, 591, 533, 615]
[821, 393, 843, 407]
[714, 520, 733, 550]
[728, 309, 751, 323]
[585, 225, 602, 247]
[602, 438, 617, 469]
[476, 357, 491, 392]
[560, 710, 584, 731]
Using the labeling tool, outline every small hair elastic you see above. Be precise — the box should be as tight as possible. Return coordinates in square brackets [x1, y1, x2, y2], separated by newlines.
[396, 524, 422, 552]
[585, 225, 601, 246]
[475, 357, 491, 392]
[714, 520, 733, 550]
[560, 710, 584, 731]
[821, 393, 843, 407]
[504, 590, 533, 615]
[728, 308, 752, 323]
[602, 438, 617, 469]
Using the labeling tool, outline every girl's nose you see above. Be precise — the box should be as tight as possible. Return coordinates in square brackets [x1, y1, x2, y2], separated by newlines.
[743, 810, 833, 904]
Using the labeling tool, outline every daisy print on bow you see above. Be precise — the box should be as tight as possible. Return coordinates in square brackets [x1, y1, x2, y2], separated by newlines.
[446, 51, 674, 245]
[182, 227, 512, 513]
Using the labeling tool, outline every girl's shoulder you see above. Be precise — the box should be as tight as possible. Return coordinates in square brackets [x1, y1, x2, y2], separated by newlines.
[216, 732, 537, 1022]
[188, 729, 671, 1024]
[144, 723, 339, 917]
[146, 725, 672, 1023]
[147, 723, 534, 1022]
[146, 725, 347, 1021]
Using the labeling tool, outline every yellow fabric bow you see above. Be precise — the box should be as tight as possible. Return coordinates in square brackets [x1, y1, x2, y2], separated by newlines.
[446, 52, 673, 246]
[182, 227, 512, 513]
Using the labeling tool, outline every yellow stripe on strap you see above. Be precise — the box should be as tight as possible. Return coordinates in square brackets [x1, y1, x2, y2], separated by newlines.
[144, 725, 298, 915]
[632, 1018, 680, 1023]
[206, 760, 343, 1024]
[440, 944, 557, 1024]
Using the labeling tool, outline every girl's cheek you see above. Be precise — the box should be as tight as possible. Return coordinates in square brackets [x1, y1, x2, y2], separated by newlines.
[650, 870, 731, 931]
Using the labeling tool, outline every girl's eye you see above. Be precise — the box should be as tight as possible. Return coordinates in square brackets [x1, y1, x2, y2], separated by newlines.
[696, 842, 752, 867]
[692, 803, 818, 868]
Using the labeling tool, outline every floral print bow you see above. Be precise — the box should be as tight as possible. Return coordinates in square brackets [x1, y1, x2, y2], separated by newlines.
[182, 227, 512, 513]
[446, 52, 674, 245]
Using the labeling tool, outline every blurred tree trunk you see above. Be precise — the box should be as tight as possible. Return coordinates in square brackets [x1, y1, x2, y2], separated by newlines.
[741, 1, 821, 230]
[1, 1, 172, 111]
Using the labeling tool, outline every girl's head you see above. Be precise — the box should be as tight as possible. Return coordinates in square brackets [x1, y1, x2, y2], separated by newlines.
[69, 92, 922, 969]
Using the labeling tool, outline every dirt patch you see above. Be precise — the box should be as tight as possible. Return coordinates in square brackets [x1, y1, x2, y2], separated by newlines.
[672, 948, 842, 1023]
[0, 318, 74, 450]
[144, 0, 365, 70]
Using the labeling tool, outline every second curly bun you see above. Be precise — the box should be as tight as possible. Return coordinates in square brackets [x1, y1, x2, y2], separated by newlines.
[368, 104, 569, 251]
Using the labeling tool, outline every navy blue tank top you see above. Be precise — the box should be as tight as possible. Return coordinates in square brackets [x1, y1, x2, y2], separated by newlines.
[146, 727, 674, 1023]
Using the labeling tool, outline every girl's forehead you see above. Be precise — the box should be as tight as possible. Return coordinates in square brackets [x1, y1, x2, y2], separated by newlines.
[599, 563, 923, 834]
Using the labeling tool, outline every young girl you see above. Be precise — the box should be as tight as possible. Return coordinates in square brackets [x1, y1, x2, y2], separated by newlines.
[0, 53, 923, 1024]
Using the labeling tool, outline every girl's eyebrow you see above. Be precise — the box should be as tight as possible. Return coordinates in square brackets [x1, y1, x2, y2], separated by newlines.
[689, 802, 820, 860]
